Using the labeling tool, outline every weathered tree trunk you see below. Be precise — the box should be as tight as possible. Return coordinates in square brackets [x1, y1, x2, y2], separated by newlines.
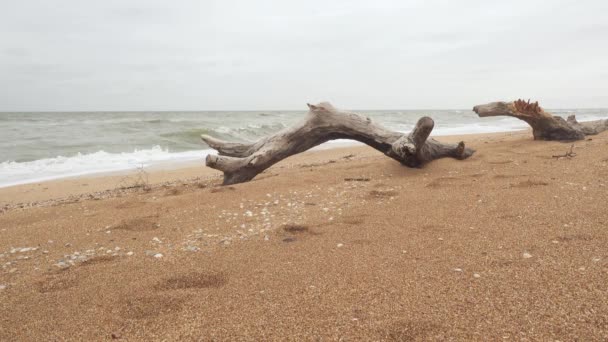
[473, 99, 608, 141]
[201, 102, 475, 185]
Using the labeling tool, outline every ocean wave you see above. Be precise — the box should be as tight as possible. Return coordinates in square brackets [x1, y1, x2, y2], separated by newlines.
[163, 122, 288, 146]
[0, 146, 212, 188]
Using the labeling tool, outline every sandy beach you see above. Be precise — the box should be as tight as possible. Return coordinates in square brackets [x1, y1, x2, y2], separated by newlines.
[1, 130, 608, 340]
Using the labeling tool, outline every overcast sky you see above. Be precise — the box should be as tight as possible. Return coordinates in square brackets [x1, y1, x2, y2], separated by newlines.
[1, 0, 607, 111]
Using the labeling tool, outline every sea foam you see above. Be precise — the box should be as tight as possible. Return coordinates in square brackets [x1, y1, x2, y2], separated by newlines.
[0, 146, 212, 188]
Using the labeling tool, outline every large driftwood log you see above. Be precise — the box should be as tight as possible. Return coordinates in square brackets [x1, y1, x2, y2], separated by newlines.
[201, 102, 475, 185]
[473, 99, 608, 141]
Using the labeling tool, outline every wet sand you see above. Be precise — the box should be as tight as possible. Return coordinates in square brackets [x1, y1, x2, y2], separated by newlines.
[1, 130, 608, 340]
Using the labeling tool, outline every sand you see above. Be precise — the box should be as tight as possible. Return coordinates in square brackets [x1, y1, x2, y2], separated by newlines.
[1, 130, 608, 341]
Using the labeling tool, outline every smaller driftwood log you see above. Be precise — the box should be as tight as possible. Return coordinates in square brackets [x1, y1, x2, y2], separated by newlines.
[473, 99, 608, 141]
[202, 102, 475, 185]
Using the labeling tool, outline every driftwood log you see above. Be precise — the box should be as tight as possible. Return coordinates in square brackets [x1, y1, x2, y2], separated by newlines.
[201, 102, 475, 185]
[473, 99, 608, 141]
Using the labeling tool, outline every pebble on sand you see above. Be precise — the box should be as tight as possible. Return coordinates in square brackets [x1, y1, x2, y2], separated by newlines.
[473, 273, 481, 278]
[522, 252, 533, 259]
[453, 268, 463, 272]
[336, 243, 344, 248]
[153, 253, 163, 259]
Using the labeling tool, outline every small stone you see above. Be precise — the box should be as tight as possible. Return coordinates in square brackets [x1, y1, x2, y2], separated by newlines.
[579, 266, 586, 271]
[114, 247, 121, 251]
[264, 235, 270, 241]
[522, 252, 533, 259]
[438, 238, 444, 241]
[106, 230, 111, 234]
[592, 257, 601, 262]
[152, 237, 162, 243]
[473, 273, 481, 278]
[55, 261, 69, 268]
[244, 210, 253, 217]
[126, 251, 134, 256]
[337, 243, 344, 248]
[8, 268, 17, 273]
[185, 246, 200, 252]
[0, 284, 6, 290]
[551, 240, 559, 244]
[453, 268, 463, 272]
[153, 253, 163, 259]
[65, 243, 72, 247]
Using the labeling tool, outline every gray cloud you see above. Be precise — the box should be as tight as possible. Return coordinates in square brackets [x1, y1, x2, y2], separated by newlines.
[0, 0, 607, 110]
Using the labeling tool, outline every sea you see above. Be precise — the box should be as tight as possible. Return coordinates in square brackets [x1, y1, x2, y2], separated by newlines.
[1, 108, 606, 188]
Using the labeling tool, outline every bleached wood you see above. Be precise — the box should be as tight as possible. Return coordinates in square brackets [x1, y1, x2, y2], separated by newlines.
[473, 99, 608, 141]
[202, 102, 474, 185]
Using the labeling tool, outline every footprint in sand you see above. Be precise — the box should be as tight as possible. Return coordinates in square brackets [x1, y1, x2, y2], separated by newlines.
[36, 271, 79, 293]
[382, 320, 445, 341]
[112, 217, 160, 232]
[368, 189, 399, 198]
[156, 272, 228, 290]
[425, 177, 459, 188]
[554, 234, 594, 243]
[341, 215, 367, 225]
[120, 295, 185, 319]
[163, 188, 182, 197]
[510, 180, 549, 188]
[278, 224, 323, 243]
[210, 186, 236, 193]
[115, 201, 146, 210]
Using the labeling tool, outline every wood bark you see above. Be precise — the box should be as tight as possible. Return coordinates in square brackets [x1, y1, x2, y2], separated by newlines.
[473, 99, 608, 141]
[201, 102, 475, 185]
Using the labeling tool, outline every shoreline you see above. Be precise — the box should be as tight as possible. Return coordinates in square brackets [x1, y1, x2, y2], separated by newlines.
[0, 130, 527, 206]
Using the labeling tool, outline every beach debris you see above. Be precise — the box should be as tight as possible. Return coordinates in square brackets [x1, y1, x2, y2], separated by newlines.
[522, 252, 533, 259]
[126, 251, 134, 256]
[474, 99, 608, 141]
[55, 261, 69, 268]
[202, 102, 474, 185]
[10, 247, 38, 253]
[184, 245, 200, 252]
[552, 144, 577, 159]
[152, 237, 162, 244]
[154, 253, 163, 259]
[453, 268, 463, 272]
[336, 243, 344, 248]
[473, 273, 481, 278]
